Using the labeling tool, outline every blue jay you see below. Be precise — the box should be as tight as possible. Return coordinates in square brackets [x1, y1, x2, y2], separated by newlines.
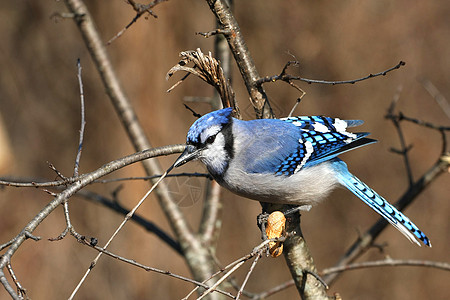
[174, 107, 431, 247]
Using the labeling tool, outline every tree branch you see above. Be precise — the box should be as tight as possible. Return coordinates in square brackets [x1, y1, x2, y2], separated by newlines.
[257, 61, 406, 86]
[321, 258, 450, 275]
[205, 0, 271, 118]
[73, 236, 235, 299]
[78, 190, 183, 254]
[0, 145, 184, 298]
[282, 210, 334, 299]
[63, 2, 222, 296]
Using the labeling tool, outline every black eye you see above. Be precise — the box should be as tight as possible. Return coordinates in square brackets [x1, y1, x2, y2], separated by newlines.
[206, 135, 216, 144]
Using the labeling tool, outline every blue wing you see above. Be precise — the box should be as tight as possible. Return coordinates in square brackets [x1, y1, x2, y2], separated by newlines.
[332, 159, 431, 247]
[276, 116, 375, 175]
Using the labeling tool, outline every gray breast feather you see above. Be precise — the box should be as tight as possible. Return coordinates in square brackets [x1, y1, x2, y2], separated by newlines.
[222, 161, 339, 205]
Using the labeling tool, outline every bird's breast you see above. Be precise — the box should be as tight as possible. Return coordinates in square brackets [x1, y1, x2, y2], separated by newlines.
[219, 161, 339, 206]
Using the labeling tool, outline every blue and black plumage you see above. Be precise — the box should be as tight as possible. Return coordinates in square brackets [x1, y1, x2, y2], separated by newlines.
[174, 107, 431, 247]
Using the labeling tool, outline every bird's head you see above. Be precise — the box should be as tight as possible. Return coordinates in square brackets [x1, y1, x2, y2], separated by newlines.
[174, 108, 234, 176]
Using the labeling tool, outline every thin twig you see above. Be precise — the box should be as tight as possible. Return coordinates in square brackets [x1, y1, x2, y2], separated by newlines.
[6, 264, 27, 299]
[0, 237, 17, 251]
[397, 112, 450, 131]
[0, 269, 20, 300]
[235, 252, 261, 300]
[96, 172, 212, 183]
[74, 58, 86, 177]
[196, 28, 231, 38]
[198, 181, 222, 245]
[47, 162, 68, 181]
[68, 169, 170, 300]
[23, 231, 41, 242]
[63, 3, 191, 265]
[257, 61, 406, 86]
[248, 280, 296, 300]
[0, 172, 211, 188]
[0, 177, 75, 188]
[58, 58, 87, 242]
[321, 259, 450, 275]
[183, 238, 277, 300]
[197, 260, 246, 300]
[385, 86, 414, 186]
[243, 257, 450, 300]
[78, 189, 183, 254]
[0, 145, 184, 299]
[106, 0, 168, 45]
[183, 104, 203, 118]
[73, 237, 235, 299]
[419, 78, 450, 119]
[288, 97, 303, 118]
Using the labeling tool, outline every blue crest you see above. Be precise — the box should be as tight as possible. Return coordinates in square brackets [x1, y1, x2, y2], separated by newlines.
[187, 107, 233, 143]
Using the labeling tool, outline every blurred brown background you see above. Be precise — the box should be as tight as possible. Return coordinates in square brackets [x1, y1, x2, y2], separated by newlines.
[0, 1, 449, 299]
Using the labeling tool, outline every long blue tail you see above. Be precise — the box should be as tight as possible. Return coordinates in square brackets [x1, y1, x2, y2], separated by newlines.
[332, 159, 431, 247]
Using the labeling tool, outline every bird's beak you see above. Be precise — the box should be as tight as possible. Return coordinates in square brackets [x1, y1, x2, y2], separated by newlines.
[173, 145, 200, 168]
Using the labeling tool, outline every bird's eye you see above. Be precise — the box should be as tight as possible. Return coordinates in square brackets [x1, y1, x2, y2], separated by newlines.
[206, 135, 216, 144]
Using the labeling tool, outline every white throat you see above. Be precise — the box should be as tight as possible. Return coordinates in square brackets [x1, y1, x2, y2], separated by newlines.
[200, 132, 229, 176]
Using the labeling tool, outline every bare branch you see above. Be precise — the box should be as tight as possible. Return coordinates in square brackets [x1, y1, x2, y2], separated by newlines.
[197, 260, 246, 300]
[244, 280, 295, 300]
[321, 259, 450, 275]
[396, 113, 450, 131]
[63, 1, 220, 292]
[0, 173, 210, 188]
[0, 268, 19, 300]
[74, 58, 86, 177]
[54, 58, 88, 243]
[257, 61, 406, 86]
[419, 78, 450, 119]
[244, 257, 450, 299]
[69, 169, 171, 299]
[196, 29, 232, 38]
[6, 264, 27, 299]
[205, 0, 271, 117]
[0, 238, 16, 252]
[23, 231, 41, 242]
[0, 144, 184, 298]
[73, 236, 235, 299]
[0, 177, 73, 188]
[106, 0, 168, 45]
[385, 86, 414, 186]
[282, 208, 332, 299]
[96, 172, 212, 183]
[235, 252, 261, 300]
[183, 237, 282, 300]
[288, 97, 303, 118]
[78, 190, 183, 254]
[198, 181, 222, 246]
[47, 162, 68, 181]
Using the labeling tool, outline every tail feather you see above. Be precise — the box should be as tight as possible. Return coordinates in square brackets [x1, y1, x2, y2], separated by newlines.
[332, 159, 431, 247]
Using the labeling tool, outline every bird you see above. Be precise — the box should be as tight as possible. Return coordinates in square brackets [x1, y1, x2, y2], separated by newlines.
[173, 107, 431, 247]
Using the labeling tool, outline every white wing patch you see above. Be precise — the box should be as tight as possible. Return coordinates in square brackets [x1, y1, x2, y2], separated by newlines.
[333, 118, 348, 132]
[311, 122, 329, 133]
[294, 140, 314, 173]
[334, 118, 357, 142]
